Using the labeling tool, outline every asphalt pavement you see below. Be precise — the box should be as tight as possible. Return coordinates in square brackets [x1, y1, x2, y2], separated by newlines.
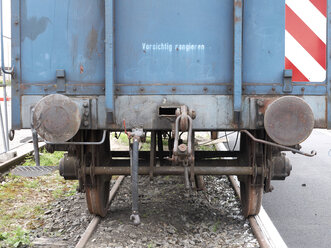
[263, 129, 331, 248]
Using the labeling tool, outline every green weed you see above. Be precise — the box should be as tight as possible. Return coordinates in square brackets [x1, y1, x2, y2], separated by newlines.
[22, 149, 64, 167]
[0, 226, 30, 247]
[212, 221, 220, 232]
[0, 150, 77, 244]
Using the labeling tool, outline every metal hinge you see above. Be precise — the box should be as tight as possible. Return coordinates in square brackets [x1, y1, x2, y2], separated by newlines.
[56, 69, 66, 92]
[283, 69, 293, 93]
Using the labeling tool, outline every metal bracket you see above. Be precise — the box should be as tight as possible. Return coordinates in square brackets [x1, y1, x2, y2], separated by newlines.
[283, 69, 293, 93]
[45, 130, 107, 145]
[241, 130, 316, 157]
[56, 69, 66, 92]
[171, 105, 195, 189]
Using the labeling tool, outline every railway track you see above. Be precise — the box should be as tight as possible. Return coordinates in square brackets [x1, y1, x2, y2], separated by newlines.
[228, 176, 269, 248]
[0, 135, 284, 248]
[0, 142, 45, 174]
[71, 175, 277, 248]
[75, 176, 125, 248]
[70, 174, 260, 248]
[216, 136, 287, 248]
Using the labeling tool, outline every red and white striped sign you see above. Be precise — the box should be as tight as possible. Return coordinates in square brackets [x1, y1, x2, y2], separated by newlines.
[285, 0, 327, 82]
[0, 97, 11, 101]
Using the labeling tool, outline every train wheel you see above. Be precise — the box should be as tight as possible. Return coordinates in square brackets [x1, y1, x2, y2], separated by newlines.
[86, 175, 111, 217]
[240, 175, 263, 217]
[239, 131, 264, 217]
[84, 130, 111, 217]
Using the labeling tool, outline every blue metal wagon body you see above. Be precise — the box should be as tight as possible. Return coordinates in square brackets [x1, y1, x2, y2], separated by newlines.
[10, 0, 330, 131]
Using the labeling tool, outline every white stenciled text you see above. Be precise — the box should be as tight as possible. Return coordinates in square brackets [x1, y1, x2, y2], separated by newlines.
[142, 42, 205, 53]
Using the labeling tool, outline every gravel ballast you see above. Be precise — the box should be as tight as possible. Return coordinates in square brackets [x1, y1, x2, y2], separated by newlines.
[34, 175, 259, 248]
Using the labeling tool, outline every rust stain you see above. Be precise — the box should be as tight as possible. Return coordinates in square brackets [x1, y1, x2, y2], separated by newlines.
[86, 27, 98, 59]
[80, 65, 84, 74]
[234, 16, 242, 23]
[234, 0, 242, 8]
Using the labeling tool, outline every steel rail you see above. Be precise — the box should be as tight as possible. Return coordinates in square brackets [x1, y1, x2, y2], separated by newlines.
[75, 175, 125, 248]
[214, 137, 271, 248]
[0, 143, 46, 174]
[228, 175, 270, 248]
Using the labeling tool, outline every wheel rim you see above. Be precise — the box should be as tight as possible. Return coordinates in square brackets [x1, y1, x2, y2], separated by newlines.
[84, 131, 111, 217]
[240, 176, 263, 217]
[86, 175, 110, 217]
[239, 131, 264, 217]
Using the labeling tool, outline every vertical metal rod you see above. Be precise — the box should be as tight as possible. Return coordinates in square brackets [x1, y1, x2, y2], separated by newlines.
[2, 73, 9, 150]
[190, 130, 195, 187]
[184, 166, 190, 189]
[233, 0, 243, 122]
[149, 131, 156, 179]
[157, 131, 163, 160]
[0, 0, 12, 74]
[0, 104, 8, 152]
[130, 138, 140, 225]
[32, 129, 40, 166]
[11, 0, 21, 130]
[0, 0, 9, 73]
[0, 0, 9, 150]
[105, 0, 115, 123]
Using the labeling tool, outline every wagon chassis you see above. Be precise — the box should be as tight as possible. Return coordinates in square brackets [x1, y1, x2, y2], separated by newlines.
[53, 104, 311, 224]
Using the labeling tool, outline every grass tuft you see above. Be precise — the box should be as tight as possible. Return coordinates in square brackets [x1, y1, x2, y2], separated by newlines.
[0, 150, 77, 247]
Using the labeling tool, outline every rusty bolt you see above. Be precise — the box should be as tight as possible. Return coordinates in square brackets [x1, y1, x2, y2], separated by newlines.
[83, 121, 89, 126]
[257, 99, 264, 107]
[178, 144, 187, 153]
[301, 87, 305, 92]
[44, 88, 48, 91]
[272, 87, 276, 91]
[242, 87, 245, 91]
[172, 87, 176, 92]
[116, 88, 120, 92]
[228, 87, 232, 92]
[203, 87, 208, 92]
[14, 20, 19, 25]
[140, 87, 144, 93]
[191, 110, 196, 119]
[83, 102, 88, 108]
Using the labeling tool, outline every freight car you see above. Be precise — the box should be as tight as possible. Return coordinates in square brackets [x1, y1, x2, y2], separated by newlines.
[7, 0, 328, 225]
